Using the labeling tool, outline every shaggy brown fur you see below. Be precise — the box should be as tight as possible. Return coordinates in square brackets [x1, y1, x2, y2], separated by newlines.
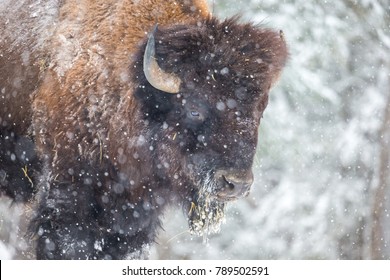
[0, 0, 287, 259]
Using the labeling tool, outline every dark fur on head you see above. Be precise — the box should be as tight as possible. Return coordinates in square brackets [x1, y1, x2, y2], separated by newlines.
[133, 17, 287, 235]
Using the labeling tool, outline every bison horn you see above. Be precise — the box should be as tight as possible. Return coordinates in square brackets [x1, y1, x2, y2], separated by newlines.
[143, 25, 181, 94]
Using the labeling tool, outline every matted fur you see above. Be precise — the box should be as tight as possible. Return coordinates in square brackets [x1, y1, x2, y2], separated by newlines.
[0, 0, 287, 259]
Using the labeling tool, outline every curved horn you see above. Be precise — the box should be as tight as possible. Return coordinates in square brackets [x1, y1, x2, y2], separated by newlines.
[143, 25, 181, 94]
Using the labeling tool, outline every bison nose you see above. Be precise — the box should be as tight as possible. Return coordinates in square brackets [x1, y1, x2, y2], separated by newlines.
[215, 170, 254, 201]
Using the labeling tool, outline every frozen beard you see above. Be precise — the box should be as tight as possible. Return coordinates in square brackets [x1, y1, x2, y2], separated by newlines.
[187, 173, 226, 237]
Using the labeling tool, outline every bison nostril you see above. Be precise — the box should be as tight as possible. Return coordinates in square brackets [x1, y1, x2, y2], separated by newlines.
[214, 169, 254, 201]
[222, 175, 235, 190]
[219, 173, 253, 198]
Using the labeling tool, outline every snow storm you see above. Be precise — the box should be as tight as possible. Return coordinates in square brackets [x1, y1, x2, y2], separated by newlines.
[1, 0, 390, 260]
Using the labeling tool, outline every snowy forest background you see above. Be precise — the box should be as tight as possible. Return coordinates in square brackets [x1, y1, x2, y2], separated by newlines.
[1, 0, 389, 259]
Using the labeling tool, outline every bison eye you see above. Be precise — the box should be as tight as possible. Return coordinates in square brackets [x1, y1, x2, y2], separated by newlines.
[187, 110, 204, 122]
[190, 111, 200, 117]
[184, 102, 208, 127]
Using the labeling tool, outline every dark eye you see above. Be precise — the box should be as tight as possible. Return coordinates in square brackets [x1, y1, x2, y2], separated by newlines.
[190, 111, 200, 117]
[186, 110, 205, 125]
[188, 110, 204, 120]
[184, 102, 208, 128]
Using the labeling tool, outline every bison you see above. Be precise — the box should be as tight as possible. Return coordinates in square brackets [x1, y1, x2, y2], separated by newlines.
[0, 0, 288, 259]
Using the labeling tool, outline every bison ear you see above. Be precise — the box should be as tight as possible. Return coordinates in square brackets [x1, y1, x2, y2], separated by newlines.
[267, 30, 289, 88]
[143, 25, 182, 94]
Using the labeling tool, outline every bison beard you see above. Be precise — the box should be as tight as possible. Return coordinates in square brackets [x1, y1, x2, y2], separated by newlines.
[188, 179, 226, 236]
[0, 0, 287, 259]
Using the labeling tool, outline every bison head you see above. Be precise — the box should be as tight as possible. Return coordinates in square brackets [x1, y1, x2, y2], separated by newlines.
[133, 17, 287, 236]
